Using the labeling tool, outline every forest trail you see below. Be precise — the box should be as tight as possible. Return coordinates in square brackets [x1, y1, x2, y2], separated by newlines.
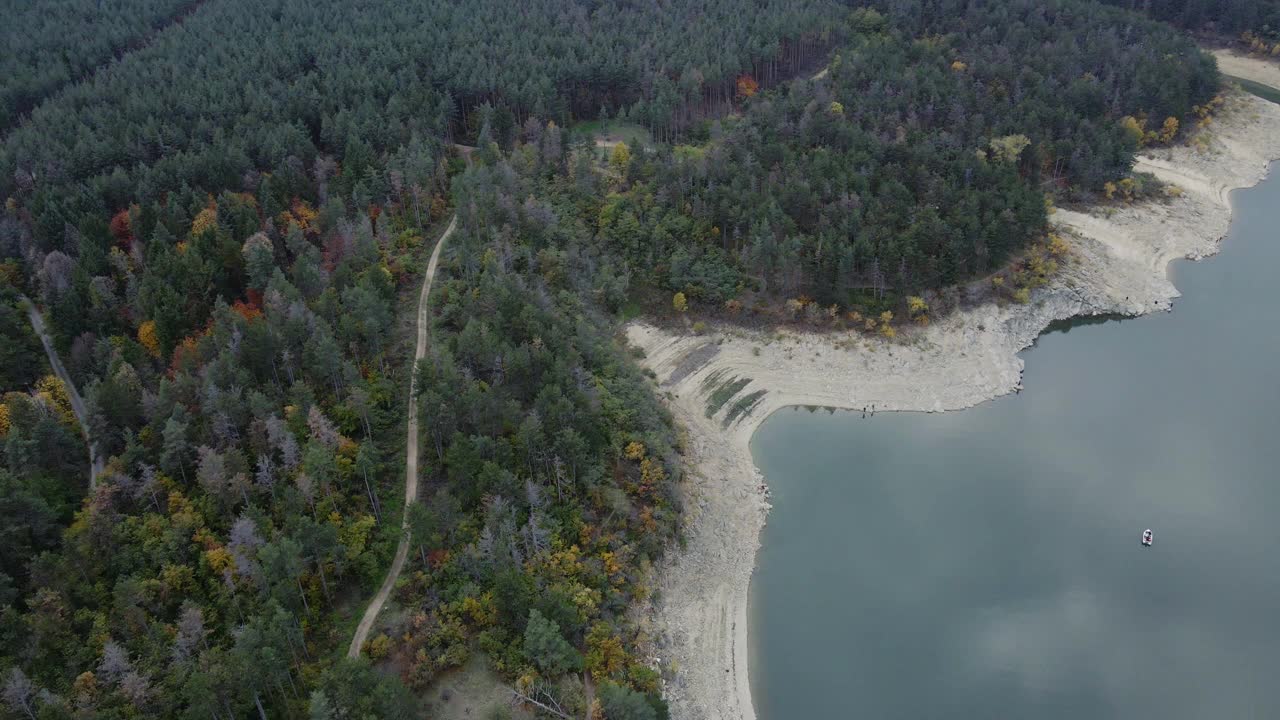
[21, 297, 104, 488]
[348, 214, 456, 659]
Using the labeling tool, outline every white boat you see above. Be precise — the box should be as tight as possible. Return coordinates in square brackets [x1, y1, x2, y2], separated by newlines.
[1141, 529, 1153, 547]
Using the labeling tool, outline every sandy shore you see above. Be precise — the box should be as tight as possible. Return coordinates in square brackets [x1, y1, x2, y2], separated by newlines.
[1213, 48, 1280, 89]
[630, 71, 1280, 720]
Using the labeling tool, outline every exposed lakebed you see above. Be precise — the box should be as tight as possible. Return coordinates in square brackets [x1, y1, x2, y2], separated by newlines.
[749, 165, 1280, 717]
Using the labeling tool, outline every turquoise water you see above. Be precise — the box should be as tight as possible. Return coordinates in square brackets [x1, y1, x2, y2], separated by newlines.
[749, 166, 1280, 718]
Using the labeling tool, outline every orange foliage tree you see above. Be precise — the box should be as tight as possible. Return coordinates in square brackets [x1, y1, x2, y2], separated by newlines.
[735, 74, 759, 99]
[137, 320, 161, 358]
[231, 300, 262, 322]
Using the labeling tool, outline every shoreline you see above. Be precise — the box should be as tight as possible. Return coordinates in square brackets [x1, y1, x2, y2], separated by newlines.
[629, 69, 1280, 720]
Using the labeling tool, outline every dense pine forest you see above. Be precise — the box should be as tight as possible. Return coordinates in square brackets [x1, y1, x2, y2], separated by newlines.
[602, 0, 1217, 308]
[0, 0, 201, 130]
[1100, 0, 1280, 40]
[0, 0, 1236, 717]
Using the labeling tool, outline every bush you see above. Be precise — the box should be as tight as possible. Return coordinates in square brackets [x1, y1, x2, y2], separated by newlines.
[598, 681, 656, 720]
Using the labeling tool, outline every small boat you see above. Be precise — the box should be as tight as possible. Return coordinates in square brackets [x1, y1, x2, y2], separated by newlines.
[1141, 529, 1153, 547]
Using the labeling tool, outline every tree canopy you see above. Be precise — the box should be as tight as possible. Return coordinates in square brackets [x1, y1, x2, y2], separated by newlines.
[0, 0, 1232, 717]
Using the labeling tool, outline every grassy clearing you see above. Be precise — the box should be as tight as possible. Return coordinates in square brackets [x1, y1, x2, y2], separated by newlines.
[618, 299, 644, 322]
[571, 118, 653, 148]
[423, 654, 532, 720]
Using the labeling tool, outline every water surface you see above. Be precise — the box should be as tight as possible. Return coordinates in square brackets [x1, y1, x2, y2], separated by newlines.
[749, 166, 1280, 718]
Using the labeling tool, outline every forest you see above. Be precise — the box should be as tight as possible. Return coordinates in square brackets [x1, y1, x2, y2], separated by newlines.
[1099, 0, 1280, 40]
[598, 0, 1218, 308]
[0, 0, 1239, 717]
[0, 0, 200, 130]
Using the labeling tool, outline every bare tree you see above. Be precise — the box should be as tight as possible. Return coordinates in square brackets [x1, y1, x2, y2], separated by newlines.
[509, 682, 571, 719]
[306, 405, 341, 448]
[2, 668, 36, 720]
[38, 250, 74, 301]
[118, 671, 151, 708]
[98, 640, 132, 685]
[172, 605, 208, 664]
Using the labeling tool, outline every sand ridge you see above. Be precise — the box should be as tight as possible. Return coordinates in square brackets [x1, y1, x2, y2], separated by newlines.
[630, 76, 1280, 720]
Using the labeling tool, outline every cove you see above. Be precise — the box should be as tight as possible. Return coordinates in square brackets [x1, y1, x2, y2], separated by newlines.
[748, 166, 1280, 718]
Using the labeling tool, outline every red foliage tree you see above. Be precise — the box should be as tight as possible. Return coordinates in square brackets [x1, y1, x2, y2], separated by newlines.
[109, 209, 133, 246]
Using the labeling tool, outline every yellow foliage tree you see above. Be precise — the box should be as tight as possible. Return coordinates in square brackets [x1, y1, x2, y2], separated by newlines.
[1047, 233, 1069, 257]
[1103, 181, 1117, 200]
[339, 514, 377, 559]
[191, 207, 218, 236]
[624, 441, 646, 461]
[988, 134, 1031, 163]
[1158, 116, 1179, 144]
[672, 292, 688, 313]
[906, 296, 929, 326]
[0, 403, 9, 436]
[1119, 177, 1137, 201]
[205, 546, 233, 574]
[951, 60, 968, 72]
[159, 563, 195, 596]
[138, 320, 161, 358]
[639, 456, 666, 489]
[609, 142, 632, 174]
[1119, 116, 1146, 146]
[367, 634, 392, 660]
[462, 592, 498, 627]
[585, 622, 627, 680]
[829, 101, 845, 115]
[36, 375, 75, 426]
[877, 310, 895, 338]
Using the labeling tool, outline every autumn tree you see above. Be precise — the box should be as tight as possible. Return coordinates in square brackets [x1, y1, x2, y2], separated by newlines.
[988, 134, 1031, 164]
[609, 143, 632, 176]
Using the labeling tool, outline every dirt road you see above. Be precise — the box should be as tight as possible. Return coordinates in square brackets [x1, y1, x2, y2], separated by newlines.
[23, 297, 104, 487]
[347, 214, 455, 658]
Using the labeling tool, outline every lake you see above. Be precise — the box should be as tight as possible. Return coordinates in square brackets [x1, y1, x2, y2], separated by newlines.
[748, 162, 1280, 716]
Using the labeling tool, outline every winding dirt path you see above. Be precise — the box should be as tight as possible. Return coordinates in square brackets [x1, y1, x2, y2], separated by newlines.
[348, 214, 456, 658]
[22, 296, 104, 488]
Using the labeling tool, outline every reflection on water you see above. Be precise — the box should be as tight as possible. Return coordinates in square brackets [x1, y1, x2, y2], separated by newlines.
[749, 166, 1280, 719]
[1040, 312, 1130, 337]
